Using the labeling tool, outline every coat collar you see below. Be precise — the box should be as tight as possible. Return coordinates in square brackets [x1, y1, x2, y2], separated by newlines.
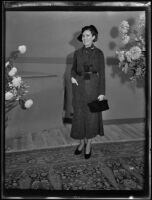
[82, 44, 96, 54]
[83, 44, 95, 50]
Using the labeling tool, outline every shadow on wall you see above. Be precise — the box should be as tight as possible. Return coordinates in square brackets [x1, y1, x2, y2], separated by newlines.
[106, 18, 145, 89]
[63, 31, 82, 124]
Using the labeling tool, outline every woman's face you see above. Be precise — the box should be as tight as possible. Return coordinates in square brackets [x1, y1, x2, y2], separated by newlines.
[82, 29, 95, 48]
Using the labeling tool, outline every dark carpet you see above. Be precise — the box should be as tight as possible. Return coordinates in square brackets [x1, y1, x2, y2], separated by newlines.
[5, 140, 145, 191]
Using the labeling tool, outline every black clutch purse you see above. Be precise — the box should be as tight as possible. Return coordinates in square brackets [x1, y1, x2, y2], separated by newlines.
[88, 99, 109, 113]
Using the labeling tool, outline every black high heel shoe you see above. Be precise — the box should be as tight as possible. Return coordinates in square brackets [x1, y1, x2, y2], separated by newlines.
[74, 143, 86, 155]
[84, 146, 92, 159]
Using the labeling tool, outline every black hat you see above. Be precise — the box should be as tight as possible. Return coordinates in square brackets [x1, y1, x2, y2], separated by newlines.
[77, 25, 98, 42]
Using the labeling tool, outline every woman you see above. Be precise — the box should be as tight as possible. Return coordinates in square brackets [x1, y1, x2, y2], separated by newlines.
[71, 25, 105, 159]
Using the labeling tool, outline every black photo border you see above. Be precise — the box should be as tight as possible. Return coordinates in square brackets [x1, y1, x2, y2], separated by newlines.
[1, 1, 151, 199]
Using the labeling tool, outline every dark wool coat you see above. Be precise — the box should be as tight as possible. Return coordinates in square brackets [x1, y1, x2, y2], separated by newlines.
[70, 45, 106, 139]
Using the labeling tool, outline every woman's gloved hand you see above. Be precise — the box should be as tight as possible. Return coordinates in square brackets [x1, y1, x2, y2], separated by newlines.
[71, 77, 78, 86]
[98, 94, 105, 101]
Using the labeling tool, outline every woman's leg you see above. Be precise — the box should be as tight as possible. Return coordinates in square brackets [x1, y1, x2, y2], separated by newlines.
[78, 139, 85, 150]
[85, 138, 92, 154]
[74, 139, 85, 155]
[84, 138, 87, 144]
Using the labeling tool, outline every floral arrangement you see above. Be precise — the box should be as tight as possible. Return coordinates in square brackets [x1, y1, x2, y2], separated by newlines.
[115, 13, 146, 81]
[5, 45, 33, 114]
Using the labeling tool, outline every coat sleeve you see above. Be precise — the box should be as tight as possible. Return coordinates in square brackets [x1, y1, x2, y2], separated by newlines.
[98, 51, 105, 95]
[71, 51, 77, 78]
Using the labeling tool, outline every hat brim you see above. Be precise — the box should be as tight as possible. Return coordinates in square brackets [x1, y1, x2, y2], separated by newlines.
[77, 33, 82, 42]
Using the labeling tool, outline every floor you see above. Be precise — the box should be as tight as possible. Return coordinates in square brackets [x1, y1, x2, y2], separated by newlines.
[5, 122, 146, 153]
[4, 121, 151, 192]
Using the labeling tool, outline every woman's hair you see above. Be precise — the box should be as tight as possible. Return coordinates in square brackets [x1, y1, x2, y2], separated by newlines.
[77, 25, 98, 42]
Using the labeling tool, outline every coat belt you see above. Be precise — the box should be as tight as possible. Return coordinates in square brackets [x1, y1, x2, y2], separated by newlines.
[76, 71, 98, 80]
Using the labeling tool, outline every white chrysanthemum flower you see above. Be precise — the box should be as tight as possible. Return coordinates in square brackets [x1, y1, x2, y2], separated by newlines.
[12, 88, 17, 96]
[138, 13, 145, 28]
[125, 51, 132, 62]
[136, 67, 142, 76]
[122, 35, 130, 44]
[116, 50, 125, 62]
[12, 76, 22, 88]
[18, 45, 26, 54]
[139, 36, 145, 46]
[119, 20, 130, 34]
[130, 46, 142, 60]
[5, 91, 14, 100]
[5, 61, 10, 68]
[8, 82, 13, 87]
[24, 99, 33, 108]
[124, 63, 128, 74]
[8, 67, 17, 77]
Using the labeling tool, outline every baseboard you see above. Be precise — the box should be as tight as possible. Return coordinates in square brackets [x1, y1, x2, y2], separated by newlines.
[103, 118, 145, 125]
[63, 117, 145, 125]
